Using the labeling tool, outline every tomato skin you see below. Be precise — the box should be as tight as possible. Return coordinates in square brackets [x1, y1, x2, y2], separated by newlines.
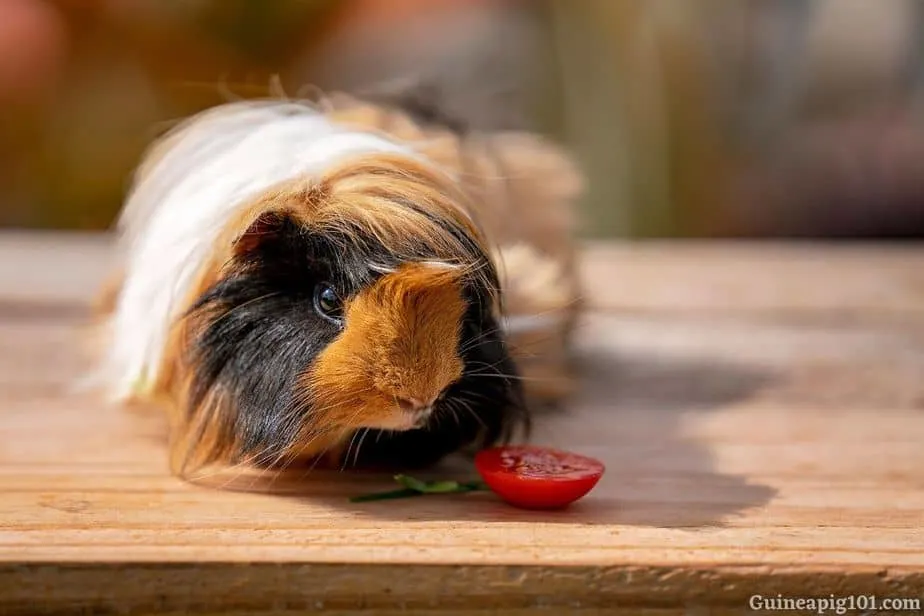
[474, 445, 605, 510]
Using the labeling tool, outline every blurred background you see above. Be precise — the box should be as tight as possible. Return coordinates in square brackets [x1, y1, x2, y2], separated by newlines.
[1, 0, 923, 239]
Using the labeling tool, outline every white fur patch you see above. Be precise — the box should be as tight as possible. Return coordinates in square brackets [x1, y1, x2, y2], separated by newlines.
[92, 100, 434, 402]
[417, 260, 463, 270]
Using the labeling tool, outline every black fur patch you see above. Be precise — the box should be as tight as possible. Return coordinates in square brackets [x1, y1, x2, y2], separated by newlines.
[185, 217, 351, 464]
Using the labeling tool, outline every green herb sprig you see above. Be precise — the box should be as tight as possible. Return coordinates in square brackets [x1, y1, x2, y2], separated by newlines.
[350, 474, 489, 502]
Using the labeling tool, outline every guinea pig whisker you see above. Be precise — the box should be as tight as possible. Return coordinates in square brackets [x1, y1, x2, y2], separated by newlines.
[294, 386, 374, 477]
[245, 445, 292, 491]
[187, 458, 249, 487]
[187, 449, 277, 492]
[292, 428, 343, 481]
[304, 435, 346, 476]
[262, 436, 308, 484]
[455, 390, 489, 403]
[315, 402, 370, 473]
[427, 407, 444, 432]
[350, 428, 372, 468]
[463, 356, 514, 375]
[456, 306, 576, 357]
[237, 412, 340, 489]
[340, 429, 362, 472]
[442, 399, 464, 430]
[449, 397, 488, 432]
[463, 353, 531, 377]
[353, 429, 372, 467]
[457, 326, 504, 355]
[447, 403, 462, 428]
[465, 372, 539, 382]
[501, 297, 583, 321]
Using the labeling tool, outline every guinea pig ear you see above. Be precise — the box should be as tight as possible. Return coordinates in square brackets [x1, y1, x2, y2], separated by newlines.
[231, 210, 291, 258]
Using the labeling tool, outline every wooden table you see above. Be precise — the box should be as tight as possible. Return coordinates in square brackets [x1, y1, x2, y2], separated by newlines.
[2, 232, 923, 614]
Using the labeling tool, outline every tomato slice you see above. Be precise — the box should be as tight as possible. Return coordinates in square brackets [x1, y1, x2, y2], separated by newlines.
[474, 445, 605, 510]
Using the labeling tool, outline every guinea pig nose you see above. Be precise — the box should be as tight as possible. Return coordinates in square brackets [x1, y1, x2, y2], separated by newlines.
[396, 396, 432, 413]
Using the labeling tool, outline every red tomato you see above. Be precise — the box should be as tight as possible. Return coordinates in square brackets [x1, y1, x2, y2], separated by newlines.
[474, 445, 605, 510]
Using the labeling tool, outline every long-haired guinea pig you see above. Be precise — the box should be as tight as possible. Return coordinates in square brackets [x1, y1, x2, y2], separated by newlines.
[89, 91, 585, 480]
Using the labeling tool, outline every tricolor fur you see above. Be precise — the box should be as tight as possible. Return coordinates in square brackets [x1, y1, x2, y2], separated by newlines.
[92, 92, 584, 479]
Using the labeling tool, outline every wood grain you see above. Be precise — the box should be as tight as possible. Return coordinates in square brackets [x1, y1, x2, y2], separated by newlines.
[1, 232, 923, 614]
[581, 241, 924, 318]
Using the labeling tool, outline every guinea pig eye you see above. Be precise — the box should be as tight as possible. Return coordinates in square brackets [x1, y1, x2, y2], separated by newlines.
[313, 283, 344, 323]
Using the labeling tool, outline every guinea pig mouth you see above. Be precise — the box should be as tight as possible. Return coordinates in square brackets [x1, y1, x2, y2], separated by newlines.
[396, 405, 433, 430]
[358, 403, 433, 431]
[411, 408, 433, 428]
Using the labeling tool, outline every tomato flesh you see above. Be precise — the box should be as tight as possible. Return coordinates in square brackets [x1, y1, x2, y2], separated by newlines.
[474, 445, 605, 510]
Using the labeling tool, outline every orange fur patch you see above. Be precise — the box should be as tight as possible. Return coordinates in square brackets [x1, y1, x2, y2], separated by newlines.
[300, 262, 466, 432]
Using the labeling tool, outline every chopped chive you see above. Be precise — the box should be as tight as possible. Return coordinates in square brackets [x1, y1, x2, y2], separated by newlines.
[395, 475, 466, 493]
[424, 481, 463, 493]
[349, 475, 490, 503]
[394, 474, 432, 492]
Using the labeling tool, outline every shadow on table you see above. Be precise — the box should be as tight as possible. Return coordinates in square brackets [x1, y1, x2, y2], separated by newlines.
[233, 345, 780, 529]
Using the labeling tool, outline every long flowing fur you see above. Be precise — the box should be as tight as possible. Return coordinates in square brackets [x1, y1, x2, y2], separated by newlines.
[92, 91, 584, 478]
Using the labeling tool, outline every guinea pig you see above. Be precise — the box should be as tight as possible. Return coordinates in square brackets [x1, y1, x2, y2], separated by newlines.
[89, 91, 584, 481]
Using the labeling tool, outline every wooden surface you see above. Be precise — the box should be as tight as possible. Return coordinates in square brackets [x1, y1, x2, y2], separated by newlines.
[2, 231, 924, 614]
